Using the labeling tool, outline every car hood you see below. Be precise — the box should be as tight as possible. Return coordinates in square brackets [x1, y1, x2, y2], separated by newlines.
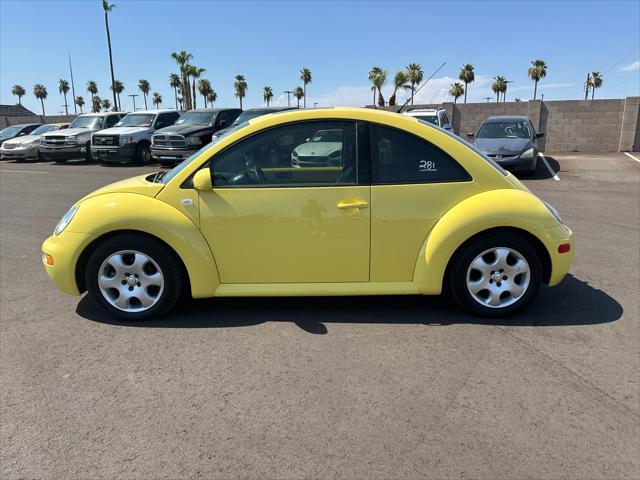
[475, 137, 532, 155]
[3, 134, 40, 146]
[42, 127, 89, 137]
[294, 142, 342, 156]
[97, 126, 150, 136]
[80, 174, 164, 202]
[155, 123, 212, 136]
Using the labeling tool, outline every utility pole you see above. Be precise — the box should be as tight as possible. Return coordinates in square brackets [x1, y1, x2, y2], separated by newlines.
[584, 72, 591, 100]
[283, 90, 293, 107]
[68, 52, 77, 114]
[484, 97, 491, 103]
[128, 94, 139, 111]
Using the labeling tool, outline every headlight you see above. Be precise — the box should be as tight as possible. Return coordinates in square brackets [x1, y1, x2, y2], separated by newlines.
[65, 137, 77, 145]
[543, 201, 562, 224]
[292, 150, 299, 158]
[186, 136, 202, 146]
[120, 135, 135, 145]
[54, 205, 79, 235]
[520, 148, 534, 159]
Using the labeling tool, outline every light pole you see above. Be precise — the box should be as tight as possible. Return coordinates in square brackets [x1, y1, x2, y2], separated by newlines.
[283, 90, 293, 107]
[504, 80, 514, 102]
[484, 97, 492, 103]
[128, 94, 139, 111]
[314, 102, 318, 108]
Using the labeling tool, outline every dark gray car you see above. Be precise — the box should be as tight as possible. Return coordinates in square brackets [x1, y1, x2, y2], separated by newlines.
[467, 116, 544, 173]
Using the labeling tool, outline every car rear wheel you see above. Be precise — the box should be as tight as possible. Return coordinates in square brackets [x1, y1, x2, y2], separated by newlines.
[85, 234, 183, 320]
[448, 232, 542, 317]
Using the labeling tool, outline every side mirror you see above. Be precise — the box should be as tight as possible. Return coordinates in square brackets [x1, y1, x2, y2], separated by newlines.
[18, 132, 27, 136]
[193, 168, 212, 191]
[466, 132, 475, 138]
[443, 124, 452, 130]
[535, 132, 545, 138]
[305, 137, 310, 142]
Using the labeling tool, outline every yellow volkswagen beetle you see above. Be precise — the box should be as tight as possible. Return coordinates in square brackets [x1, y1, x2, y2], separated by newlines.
[42, 108, 573, 320]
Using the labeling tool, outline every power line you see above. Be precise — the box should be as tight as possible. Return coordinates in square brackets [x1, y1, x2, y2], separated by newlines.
[600, 33, 640, 74]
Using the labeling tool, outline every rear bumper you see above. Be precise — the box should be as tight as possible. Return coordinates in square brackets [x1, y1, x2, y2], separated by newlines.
[151, 146, 195, 163]
[91, 144, 136, 163]
[495, 154, 538, 172]
[40, 145, 86, 161]
[42, 231, 95, 296]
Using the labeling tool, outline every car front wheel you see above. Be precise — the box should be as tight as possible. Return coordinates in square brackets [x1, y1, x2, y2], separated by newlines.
[449, 232, 542, 317]
[85, 234, 183, 320]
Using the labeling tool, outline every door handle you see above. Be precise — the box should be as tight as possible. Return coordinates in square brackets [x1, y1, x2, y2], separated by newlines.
[337, 199, 368, 209]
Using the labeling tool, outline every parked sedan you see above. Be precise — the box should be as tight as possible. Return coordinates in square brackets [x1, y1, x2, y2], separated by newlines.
[42, 108, 573, 321]
[0, 123, 69, 161]
[291, 128, 344, 167]
[0, 123, 40, 147]
[468, 116, 544, 173]
[151, 108, 241, 165]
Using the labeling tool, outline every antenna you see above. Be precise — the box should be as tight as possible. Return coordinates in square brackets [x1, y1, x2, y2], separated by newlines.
[396, 61, 446, 113]
[68, 52, 77, 114]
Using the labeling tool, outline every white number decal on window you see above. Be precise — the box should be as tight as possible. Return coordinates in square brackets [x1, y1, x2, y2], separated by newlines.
[419, 160, 437, 172]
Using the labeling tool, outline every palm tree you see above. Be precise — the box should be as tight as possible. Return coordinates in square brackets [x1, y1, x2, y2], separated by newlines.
[300, 67, 312, 108]
[492, 75, 506, 102]
[406, 63, 424, 105]
[92, 95, 102, 113]
[589, 72, 603, 99]
[152, 92, 162, 109]
[188, 66, 206, 109]
[449, 82, 464, 103]
[368, 66, 383, 105]
[171, 51, 193, 109]
[58, 79, 70, 115]
[459, 64, 475, 103]
[177, 96, 184, 110]
[138, 79, 150, 109]
[373, 69, 387, 106]
[263, 86, 274, 106]
[527, 59, 547, 100]
[110, 80, 124, 110]
[101, 98, 111, 111]
[206, 90, 217, 106]
[292, 86, 304, 108]
[75, 96, 85, 113]
[11, 84, 26, 105]
[388, 70, 409, 106]
[169, 73, 181, 110]
[86, 80, 98, 108]
[33, 84, 47, 116]
[102, 0, 118, 110]
[234, 74, 247, 109]
[197, 78, 212, 107]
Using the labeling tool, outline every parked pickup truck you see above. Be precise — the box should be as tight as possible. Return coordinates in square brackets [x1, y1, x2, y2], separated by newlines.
[151, 108, 241, 165]
[91, 109, 180, 164]
[40, 113, 125, 162]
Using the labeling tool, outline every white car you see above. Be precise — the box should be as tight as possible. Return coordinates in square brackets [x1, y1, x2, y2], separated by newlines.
[403, 108, 452, 130]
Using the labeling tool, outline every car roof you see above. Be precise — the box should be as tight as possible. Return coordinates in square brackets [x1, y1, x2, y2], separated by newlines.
[185, 108, 238, 113]
[404, 108, 443, 114]
[49, 122, 70, 126]
[243, 107, 297, 113]
[4, 123, 41, 128]
[124, 109, 178, 115]
[77, 112, 124, 117]
[484, 115, 530, 123]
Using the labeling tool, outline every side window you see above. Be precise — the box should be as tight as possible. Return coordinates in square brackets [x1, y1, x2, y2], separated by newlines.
[105, 115, 119, 128]
[372, 124, 470, 184]
[216, 110, 237, 127]
[155, 113, 176, 129]
[441, 112, 450, 126]
[211, 120, 357, 187]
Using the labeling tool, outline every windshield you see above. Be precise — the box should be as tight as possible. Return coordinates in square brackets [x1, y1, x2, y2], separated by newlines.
[69, 116, 102, 129]
[31, 125, 58, 135]
[0, 126, 22, 137]
[417, 119, 507, 176]
[310, 129, 342, 142]
[116, 113, 155, 127]
[161, 122, 249, 184]
[415, 115, 438, 125]
[477, 121, 531, 139]
[175, 112, 213, 126]
[231, 110, 270, 126]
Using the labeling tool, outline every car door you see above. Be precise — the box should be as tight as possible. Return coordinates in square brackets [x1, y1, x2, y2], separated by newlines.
[369, 123, 475, 282]
[197, 120, 370, 284]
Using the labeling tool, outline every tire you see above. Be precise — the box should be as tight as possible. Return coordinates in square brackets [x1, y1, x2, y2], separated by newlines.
[84, 143, 93, 162]
[85, 234, 184, 321]
[448, 232, 542, 318]
[135, 142, 151, 164]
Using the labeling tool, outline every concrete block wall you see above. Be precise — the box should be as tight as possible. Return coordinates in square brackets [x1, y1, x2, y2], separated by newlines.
[376, 96, 640, 152]
[0, 114, 76, 130]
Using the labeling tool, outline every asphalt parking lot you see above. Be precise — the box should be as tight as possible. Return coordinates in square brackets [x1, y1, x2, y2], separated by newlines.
[1, 153, 639, 479]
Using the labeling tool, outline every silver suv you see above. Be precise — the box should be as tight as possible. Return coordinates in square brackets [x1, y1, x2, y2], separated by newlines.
[403, 108, 452, 130]
[91, 109, 181, 164]
[40, 113, 124, 163]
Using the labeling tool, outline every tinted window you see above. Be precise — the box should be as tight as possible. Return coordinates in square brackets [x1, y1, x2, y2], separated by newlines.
[441, 112, 450, 125]
[216, 110, 239, 127]
[105, 115, 120, 128]
[372, 124, 470, 184]
[22, 125, 40, 134]
[211, 120, 357, 187]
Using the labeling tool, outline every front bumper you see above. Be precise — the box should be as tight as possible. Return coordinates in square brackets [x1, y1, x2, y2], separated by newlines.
[0, 144, 38, 160]
[42, 231, 95, 296]
[535, 222, 574, 286]
[151, 146, 196, 163]
[91, 143, 136, 163]
[40, 144, 87, 161]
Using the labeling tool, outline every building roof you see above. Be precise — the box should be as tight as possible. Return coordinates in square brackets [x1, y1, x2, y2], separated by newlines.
[0, 104, 36, 116]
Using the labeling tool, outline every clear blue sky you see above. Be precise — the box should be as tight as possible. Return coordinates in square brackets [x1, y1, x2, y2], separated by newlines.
[1, 0, 639, 114]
